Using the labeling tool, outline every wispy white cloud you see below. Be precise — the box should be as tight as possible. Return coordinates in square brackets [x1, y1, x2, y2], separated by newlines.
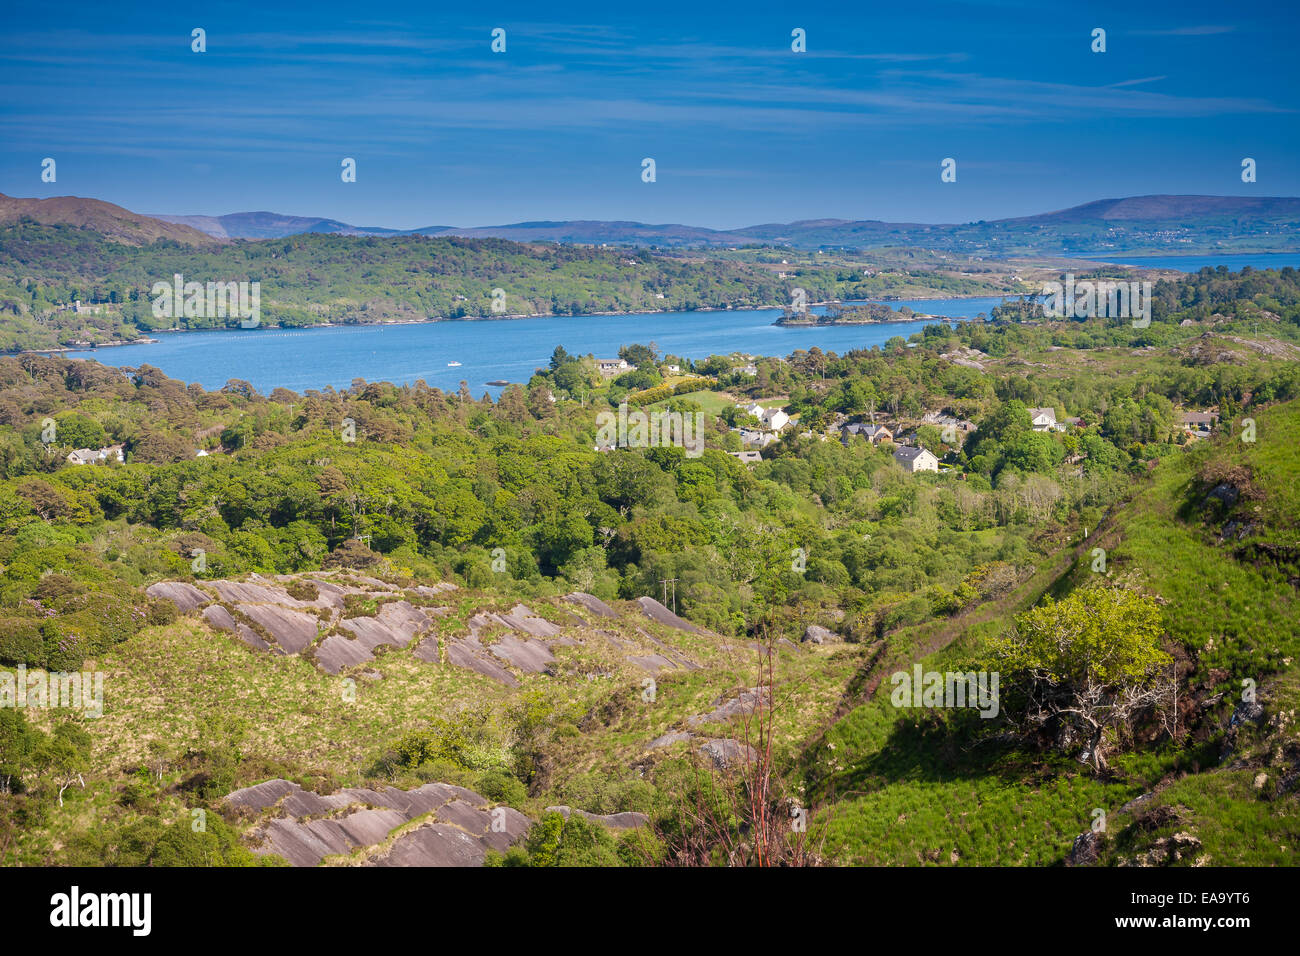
[1107, 76, 1168, 88]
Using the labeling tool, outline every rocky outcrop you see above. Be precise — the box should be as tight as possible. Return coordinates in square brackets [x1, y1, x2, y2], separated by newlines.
[688, 688, 767, 727]
[224, 778, 529, 867]
[803, 625, 838, 645]
[700, 738, 758, 770]
[148, 573, 710, 688]
[636, 596, 709, 634]
[145, 581, 210, 613]
[565, 592, 618, 618]
[223, 778, 648, 866]
[542, 805, 649, 830]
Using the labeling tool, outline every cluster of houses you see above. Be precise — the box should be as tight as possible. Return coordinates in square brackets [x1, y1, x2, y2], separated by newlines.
[731, 401, 791, 451]
[65, 445, 124, 466]
[62, 299, 105, 316]
[595, 357, 683, 378]
[726, 400, 793, 465]
[66, 444, 217, 465]
[834, 419, 940, 473]
[837, 420, 940, 472]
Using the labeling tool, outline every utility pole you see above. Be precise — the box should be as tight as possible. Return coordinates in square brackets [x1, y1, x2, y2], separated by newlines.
[659, 578, 678, 615]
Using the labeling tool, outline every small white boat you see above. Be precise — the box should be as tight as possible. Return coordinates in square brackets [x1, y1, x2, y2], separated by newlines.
[447, 361, 462, 367]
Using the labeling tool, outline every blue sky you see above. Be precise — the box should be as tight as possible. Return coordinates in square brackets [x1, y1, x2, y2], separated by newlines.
[1, 0, 1296, 229]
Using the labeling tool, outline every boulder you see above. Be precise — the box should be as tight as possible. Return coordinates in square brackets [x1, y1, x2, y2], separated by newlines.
[700, 738, 758, 770]
[1067, 830, 1101, 866]
[802, 625, 838, 645]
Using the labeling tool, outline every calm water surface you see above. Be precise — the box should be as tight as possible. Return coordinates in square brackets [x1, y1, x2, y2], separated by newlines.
[66, 297, 1010, 395]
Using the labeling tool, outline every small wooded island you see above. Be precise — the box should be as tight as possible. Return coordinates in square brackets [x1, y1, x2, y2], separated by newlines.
[773, 301, 921, 326]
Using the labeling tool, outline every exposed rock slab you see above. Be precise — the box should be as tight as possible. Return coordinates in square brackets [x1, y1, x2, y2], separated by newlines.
[565, 592, 618, 618]
[223, 778, 302, 811]
[543, 805, 650, 830]
[146, 581, 210, 613]
[688, 688, 767, 727]
[628, 654, 678, 674]
[213, 579, 315, 609]
[202, 604, 270, 651]
[446, 640, 519, 686]
[234, 603, 321, 654]
[224, 779, 529, 867]
[486, 633, 555, 673]
[313, 633, 374, 674]
[636, 596, 708, 634]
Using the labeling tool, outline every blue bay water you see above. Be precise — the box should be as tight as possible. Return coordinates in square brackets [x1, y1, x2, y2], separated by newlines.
[64, 297, 1010, 395]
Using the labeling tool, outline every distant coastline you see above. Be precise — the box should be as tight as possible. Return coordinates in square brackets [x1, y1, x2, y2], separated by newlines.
[23, 297, 989, 356]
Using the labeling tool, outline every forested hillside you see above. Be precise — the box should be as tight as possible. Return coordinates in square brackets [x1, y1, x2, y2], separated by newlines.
[0, 221, 1018, 352]
[1, 263, 1298, 865]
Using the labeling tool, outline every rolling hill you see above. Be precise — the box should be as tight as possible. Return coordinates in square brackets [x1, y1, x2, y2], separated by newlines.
[7, 191, 1300, 256]
[145, 194, 1300, 255]
[0, 193, 215, 247]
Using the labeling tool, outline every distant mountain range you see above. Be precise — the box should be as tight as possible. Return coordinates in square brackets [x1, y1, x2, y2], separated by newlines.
[5, 192, 1299, 256]
[149, 210, 424, 240]
[151, 195, 1300, 255]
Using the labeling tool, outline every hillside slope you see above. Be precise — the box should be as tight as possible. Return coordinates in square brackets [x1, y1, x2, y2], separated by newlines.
[0, 193, 216, 246]
[805, 397, 1300, 866]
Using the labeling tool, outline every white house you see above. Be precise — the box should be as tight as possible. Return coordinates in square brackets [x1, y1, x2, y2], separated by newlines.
[595, 358, 630, 378]
[67, 445, 124, 466]
[1028, 407, 1062, 432]
[761, 408, 790, 432]
[893, 445, 940, 473]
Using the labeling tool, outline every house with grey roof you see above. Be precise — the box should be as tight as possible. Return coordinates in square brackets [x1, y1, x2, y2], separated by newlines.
[892, 444, 940, 473]
[841, 422, 893, 445]
[1179, 410, 1219, 439]
[1028, 407, 1063, 432]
